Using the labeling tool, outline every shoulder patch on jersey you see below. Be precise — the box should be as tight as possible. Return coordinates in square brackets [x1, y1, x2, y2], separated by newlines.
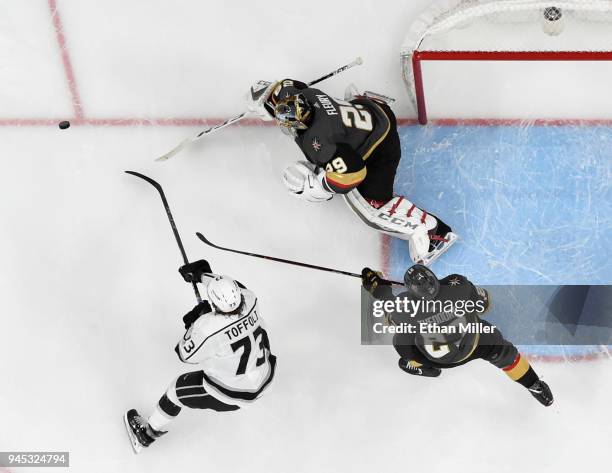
[443, 274, 468, 286]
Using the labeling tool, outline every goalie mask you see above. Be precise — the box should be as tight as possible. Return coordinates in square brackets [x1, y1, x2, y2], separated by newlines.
[207, 276, 243, 314]
[274, 94, 312, 131]
[404, 264, 440, 300]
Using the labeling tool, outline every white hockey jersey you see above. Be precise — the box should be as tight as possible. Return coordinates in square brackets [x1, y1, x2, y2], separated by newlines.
[175, 276, 276, 404]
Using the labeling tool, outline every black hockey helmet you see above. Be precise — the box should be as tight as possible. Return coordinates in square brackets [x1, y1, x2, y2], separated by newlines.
[274, 94, 312, 130]
[404, 264, 440, 300]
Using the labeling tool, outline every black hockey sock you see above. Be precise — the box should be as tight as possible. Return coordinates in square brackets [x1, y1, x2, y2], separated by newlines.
[514, 366, 539, 389]
[159, 393, 182, 417]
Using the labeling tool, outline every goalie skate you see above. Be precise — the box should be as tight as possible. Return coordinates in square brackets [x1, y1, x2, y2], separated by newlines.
[417, 232, 458, 267]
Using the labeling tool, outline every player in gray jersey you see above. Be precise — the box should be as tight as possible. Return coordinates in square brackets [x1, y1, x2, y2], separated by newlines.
[362, 265, 553, 406]
[124, 260, 276, 453]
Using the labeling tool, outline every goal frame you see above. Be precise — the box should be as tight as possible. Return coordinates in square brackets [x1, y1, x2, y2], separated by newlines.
[411, 50, 612, 124]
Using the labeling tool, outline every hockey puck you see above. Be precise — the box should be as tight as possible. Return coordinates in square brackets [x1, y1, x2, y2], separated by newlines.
[59, 120, 71, 130]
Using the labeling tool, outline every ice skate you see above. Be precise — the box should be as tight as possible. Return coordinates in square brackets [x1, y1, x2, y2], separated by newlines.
[124, 408, 166, 454]
[528, 380, 554, 407]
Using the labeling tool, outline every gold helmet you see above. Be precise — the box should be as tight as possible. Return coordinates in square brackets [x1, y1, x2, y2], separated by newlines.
[273, 94, 312, 130]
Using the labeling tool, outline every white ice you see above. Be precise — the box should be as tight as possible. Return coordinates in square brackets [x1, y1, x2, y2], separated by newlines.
[0, 1, 610, 473]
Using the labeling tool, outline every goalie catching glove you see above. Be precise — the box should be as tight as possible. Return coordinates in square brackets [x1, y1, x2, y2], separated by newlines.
[283, 161, 334, 203]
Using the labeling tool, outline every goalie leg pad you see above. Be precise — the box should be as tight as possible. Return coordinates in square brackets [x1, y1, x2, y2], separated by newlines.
[344, 191, 457, 265]
[378, 196, 438, 232]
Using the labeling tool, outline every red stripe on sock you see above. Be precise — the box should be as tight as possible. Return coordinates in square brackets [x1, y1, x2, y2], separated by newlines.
[503, 354, 521, 371]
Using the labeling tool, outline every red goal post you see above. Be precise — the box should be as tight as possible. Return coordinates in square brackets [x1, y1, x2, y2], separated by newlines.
[401, 0, 612, 124]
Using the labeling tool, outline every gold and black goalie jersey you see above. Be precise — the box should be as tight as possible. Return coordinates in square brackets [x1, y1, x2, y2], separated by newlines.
[268, 79, 396, 198]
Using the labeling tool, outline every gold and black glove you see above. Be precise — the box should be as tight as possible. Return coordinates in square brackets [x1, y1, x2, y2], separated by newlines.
[361, 267, 389, 292]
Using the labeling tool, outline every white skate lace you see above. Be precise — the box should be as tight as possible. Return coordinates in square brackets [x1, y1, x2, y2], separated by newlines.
[133, 415, 149, 429]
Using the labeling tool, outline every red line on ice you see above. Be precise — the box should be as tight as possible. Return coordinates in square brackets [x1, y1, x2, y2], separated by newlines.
[48, 0, 84, 119]
[0, 117, 274, 127]
[2, 117, 612, 127]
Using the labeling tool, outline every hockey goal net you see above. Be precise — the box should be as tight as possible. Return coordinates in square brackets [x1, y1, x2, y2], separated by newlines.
[401, 0, 612, 124]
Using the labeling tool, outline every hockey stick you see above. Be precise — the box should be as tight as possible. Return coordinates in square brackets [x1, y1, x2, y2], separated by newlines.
[307, 56, 363, 87]
[155, 56, 364, 162]
[155, 113, 248, 162]
[125, 171, 202, 302]
[195, 231, 403, 285]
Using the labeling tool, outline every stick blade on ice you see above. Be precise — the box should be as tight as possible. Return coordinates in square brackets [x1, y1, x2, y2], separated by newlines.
[155, 138, 190, 162]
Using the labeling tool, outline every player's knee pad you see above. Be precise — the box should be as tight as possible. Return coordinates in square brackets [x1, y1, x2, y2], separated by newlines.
[170, 370, 240, 412]
[182, 395, 239, 412]
[158, 393, 182, 418]
[173, 370, 206, 407]
[164, 377, 182, 406]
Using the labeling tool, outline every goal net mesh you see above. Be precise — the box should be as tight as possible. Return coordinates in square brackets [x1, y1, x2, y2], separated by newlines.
[401, 0, 612, 119]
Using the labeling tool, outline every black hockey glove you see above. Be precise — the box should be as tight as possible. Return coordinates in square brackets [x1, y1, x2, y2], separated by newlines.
[179, 259, 212, 283]
[398, 358, 441, 378]
[361, 267, 389, 293]
[182, 300, 212, 329]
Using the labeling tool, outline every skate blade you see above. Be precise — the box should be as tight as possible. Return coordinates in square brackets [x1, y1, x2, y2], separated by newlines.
[418, 232, 459, 267]
[123, 412, 143, 454]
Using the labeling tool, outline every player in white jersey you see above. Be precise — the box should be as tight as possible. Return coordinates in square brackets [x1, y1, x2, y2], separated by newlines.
[124, 259, 276, 453]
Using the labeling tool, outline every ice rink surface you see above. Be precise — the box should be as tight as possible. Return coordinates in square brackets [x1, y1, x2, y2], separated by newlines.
[0, 1, 611, 472]
[391, 124, 612, 284]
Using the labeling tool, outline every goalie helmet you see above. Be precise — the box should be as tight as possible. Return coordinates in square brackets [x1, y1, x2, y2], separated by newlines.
[274, 94, 312, 131]
[207, 276, 242, 314]
[404, 264, 440, 300]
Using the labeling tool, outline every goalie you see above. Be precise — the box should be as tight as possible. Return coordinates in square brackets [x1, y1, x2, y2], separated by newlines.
[247, 79, 457, 266]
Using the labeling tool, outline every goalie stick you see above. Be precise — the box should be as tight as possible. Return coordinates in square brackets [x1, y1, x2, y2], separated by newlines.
[195, 231, 403, 286]
[155, 56, 364, 162]
[125, 171, 202, 302]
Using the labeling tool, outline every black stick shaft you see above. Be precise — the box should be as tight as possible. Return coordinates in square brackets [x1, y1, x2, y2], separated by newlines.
[308, 57, 362, 86]
[196, 232, 403, 285]
[126, 171, 202, 302]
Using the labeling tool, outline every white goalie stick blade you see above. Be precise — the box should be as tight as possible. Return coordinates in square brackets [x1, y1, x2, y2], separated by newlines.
[155, 138, 191, 162]
[418, 232, 459, 267]
[155, 113, 248, 162]
[124, 411, 144, 454]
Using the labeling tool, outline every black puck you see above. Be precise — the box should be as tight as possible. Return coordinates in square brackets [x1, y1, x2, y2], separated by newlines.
[59, 121, 71, 130]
